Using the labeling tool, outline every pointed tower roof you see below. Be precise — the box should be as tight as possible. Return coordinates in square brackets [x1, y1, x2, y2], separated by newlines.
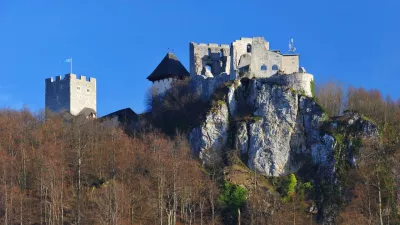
[147, 52, 190, 82]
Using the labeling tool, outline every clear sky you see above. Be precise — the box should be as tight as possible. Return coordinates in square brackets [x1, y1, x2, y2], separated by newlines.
[0, 0, 399, 115]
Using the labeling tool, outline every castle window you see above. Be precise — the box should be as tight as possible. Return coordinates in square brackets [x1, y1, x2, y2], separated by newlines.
[272, 65, 279, 70]
[202, 64, 213, 76]
[77, 86, 80, 90]
[220, 49, 223, 58]
[87, 89, 90, 92]
[208, 48, 211, 56]
[261, 64, 267, 71]
[247, 44, 252, 53]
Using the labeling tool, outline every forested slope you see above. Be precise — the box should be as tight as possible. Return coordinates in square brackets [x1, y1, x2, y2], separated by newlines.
[0, 80, 399, 224]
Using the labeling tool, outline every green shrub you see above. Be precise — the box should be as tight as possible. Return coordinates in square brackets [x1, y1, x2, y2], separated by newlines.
[219, 182, 248, 210]
[299, 181, 313, 200]
[310, 80, 316, 98]
[321, 112, 329, 121]
[253, 116, 263, 122]
[287, 173, 297, 196]
[217, 100, 226, 106]
[276, 173, 298, 202]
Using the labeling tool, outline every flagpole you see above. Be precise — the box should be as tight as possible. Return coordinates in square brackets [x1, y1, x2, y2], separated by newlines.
[70, 57, 73, 74]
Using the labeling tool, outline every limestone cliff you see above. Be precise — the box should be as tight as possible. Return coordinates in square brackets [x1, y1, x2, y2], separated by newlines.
[190, 78, 378, 176]
[189, 77, 379, 223]
[189, 101, 229, 165]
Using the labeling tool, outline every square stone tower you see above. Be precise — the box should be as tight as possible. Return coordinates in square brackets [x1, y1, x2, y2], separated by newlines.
[45, 73, 97, 117]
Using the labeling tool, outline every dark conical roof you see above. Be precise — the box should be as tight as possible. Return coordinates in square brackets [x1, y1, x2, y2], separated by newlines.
[147, 52, 190, 82]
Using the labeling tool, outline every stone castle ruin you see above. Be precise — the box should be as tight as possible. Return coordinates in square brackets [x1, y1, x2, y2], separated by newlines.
[148, 37, 314, 99]
[190, 37, 300, 79]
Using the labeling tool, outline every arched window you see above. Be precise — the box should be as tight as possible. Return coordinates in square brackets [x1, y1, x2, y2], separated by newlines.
[220, 49, 223, 57]
[272, 65, 279, 71]
[247, 44, 252, 53]
[208, 48, 211, 56]
[261, 64, 267, 71]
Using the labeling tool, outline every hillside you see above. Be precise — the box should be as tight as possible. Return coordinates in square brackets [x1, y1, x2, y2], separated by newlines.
[0, 78, 399, 224]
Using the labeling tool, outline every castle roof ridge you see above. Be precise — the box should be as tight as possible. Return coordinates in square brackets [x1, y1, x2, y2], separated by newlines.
[146, 52, 190, 82]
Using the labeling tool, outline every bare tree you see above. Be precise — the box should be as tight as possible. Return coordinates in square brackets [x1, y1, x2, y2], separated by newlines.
[316, 80, 344, 116]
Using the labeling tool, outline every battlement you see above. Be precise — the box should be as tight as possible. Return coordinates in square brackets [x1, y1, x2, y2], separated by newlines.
[190, 42, 231, 48]
[45, 74, 96, 84]
[239, 37, 253, 41]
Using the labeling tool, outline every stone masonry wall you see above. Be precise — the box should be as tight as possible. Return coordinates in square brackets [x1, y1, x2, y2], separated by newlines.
[190, 43, 231, 77]
[189, 73, 231, 101]
[45, 75, 71, 113]
[69, 74, 96, 115]
[269, 73, 314, 97]
[151, 78, 173, 96]
[282, 55, 300, 74]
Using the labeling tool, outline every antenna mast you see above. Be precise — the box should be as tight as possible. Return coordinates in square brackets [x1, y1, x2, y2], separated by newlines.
[289, 38, 296, 53]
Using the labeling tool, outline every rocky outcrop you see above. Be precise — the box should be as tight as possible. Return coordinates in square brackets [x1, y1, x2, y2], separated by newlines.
[230, 79, 330, 177]
[188, 77, 379, 224]
[189, 102, 229, 165]
[245, 81, 299, 176]
[190, 78, 378, 178]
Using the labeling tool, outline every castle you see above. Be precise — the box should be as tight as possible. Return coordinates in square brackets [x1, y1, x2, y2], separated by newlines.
[148, 37, 314, 99]
[190, 37, 300, 79]
[45, 36, 313, 119]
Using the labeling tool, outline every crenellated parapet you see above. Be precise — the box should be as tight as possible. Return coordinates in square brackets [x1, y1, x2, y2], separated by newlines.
[46, 74, 96, 83]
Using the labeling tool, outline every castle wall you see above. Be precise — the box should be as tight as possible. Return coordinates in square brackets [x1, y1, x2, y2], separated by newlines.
[282, 55, 300, 74]
[231, 37, 282, 79]
[69, 74, 97, 116]
[250, 38, 282, 78]
[231, 37, 253, 79]
[190, 43, 230, 77]
[190, 73, 231, 101]
[45, 75, 71, 113]
[152, 78, 173, 96]
[269, 73, 314, 97]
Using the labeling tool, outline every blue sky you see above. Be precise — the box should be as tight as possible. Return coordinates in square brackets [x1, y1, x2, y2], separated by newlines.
[0, 0, 399, 115]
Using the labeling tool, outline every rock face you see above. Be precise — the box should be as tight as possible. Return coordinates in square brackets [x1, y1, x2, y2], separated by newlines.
[188, 77, 379, 224]
[189, 78, 378, 178]
[243, 81, 299, 176]
[189, 102, 229, 165]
